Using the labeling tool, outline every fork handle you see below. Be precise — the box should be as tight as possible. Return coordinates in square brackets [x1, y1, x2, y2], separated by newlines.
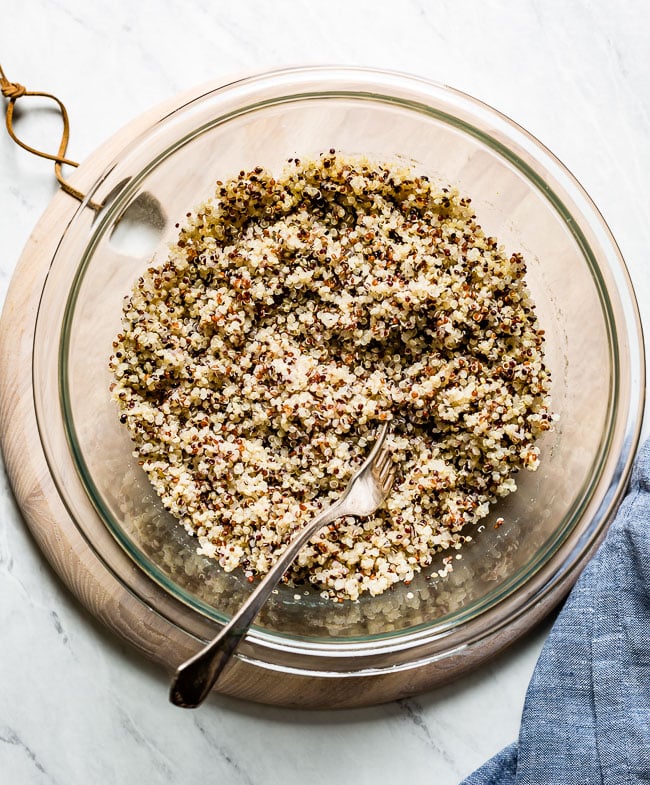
[169, 500, 347, 708]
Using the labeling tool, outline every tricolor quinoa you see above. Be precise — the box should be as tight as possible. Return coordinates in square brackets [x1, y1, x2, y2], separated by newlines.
[109, 153, 552, 601]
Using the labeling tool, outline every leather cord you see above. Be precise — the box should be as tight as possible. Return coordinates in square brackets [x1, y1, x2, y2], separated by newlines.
[0, 64, 101, 211]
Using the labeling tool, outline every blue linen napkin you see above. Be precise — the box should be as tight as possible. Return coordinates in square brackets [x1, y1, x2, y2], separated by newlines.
[460, 437, 650, 784]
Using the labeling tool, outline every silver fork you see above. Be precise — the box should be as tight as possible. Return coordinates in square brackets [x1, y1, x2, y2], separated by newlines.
[169, 421, 396, 708]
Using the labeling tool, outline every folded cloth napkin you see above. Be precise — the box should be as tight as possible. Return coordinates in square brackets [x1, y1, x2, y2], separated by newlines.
[460, 437, 650, 785]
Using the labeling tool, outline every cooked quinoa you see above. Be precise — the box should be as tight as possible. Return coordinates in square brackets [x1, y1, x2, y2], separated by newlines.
[109, 152, 552, 601]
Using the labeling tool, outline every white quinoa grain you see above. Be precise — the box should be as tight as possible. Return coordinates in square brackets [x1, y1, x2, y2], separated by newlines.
[109, 153, 552, 601]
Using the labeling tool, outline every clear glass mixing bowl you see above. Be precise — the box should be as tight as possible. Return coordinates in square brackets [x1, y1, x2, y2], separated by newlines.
[32, 67, 644, 678]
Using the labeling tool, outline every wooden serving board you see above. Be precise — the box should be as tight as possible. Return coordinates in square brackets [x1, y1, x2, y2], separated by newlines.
[0, 83, 603, 708]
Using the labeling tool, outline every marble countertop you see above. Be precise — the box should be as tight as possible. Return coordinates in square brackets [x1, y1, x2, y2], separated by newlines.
[1, 1, 648, 782]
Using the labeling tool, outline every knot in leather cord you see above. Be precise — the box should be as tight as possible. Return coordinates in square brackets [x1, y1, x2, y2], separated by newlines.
[0, 78, 26, 100]
[0, 63, 101, 211]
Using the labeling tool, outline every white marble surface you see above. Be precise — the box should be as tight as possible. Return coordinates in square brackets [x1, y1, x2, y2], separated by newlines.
[1, 1, 648, 782]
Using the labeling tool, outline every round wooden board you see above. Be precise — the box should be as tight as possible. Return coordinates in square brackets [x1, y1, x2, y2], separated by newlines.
[0, 82, 607, 708]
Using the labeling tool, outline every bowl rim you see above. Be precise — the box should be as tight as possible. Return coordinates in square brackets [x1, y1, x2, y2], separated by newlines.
[33, 65, 645, 670]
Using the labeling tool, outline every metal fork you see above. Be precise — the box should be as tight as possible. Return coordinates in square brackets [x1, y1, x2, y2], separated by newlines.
[169, 421, 396, 708]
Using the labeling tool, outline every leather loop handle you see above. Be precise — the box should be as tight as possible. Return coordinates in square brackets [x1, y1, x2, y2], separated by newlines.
[0, 64, 101, 211]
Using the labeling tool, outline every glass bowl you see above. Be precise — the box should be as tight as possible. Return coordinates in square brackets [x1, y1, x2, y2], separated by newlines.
[32, 67, 644, 682]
